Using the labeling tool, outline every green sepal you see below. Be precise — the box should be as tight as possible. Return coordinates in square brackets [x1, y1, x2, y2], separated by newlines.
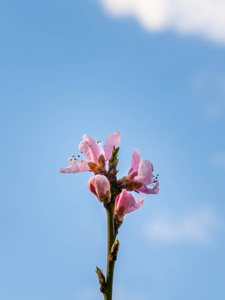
[109, 147, 119, 165]
[96, 266, 100, 272]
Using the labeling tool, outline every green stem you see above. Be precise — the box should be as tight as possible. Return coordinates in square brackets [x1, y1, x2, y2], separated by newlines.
[104, 200, 116, 300]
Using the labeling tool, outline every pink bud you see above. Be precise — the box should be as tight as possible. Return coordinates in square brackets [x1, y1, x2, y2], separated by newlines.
[87, 175, 111, 202]
[115, 189, 145, 217]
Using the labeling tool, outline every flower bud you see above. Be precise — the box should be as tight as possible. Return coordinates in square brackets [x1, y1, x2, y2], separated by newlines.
[95, 267, 106, 293]
[87, 175, 111, 203]
[110, 239, 120, 261]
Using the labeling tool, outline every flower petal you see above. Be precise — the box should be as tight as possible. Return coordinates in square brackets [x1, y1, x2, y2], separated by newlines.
[79, 134, 100, 164]
[60, 159, 90, 173]
[134, 159, 153, 185]
[128, 148, 141, 175]
[127, 196, 145, 214]
[103, 130, 121, 161]
[115, 189, 136, 217]
[137, 182, 159, 194]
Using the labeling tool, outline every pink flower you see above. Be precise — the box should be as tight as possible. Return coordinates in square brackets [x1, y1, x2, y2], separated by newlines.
[87, 175, 111, 202]
[115, 189, 145, 217]
[60, 130, 121, 174]
[128, 148, 159, 194]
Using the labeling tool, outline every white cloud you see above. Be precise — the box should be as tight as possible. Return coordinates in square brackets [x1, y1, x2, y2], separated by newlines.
[143, 207, 218, 244]
[97, 0, 225, 44]
[211, 151, 225, 171]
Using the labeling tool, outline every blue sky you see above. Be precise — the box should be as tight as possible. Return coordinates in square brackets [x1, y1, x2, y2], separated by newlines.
[0, 1, 225, 299]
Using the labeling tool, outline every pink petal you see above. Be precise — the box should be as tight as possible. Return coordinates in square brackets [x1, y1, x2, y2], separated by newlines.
[103, 130, 121, 161]
[87, 179, 97, 195]
[79, 134, 100, 164]
[60, 159, 90, 173]
[127, 196, 145, 214]
[115, 189, 135, 216]
[137, 182, 159, 194]
[128, 148, 141, 175]
[87, 175, 111, 199]
[134, 159, 153, 185]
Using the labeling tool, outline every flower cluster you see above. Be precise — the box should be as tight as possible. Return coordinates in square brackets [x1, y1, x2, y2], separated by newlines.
[60, 130, 159, 221]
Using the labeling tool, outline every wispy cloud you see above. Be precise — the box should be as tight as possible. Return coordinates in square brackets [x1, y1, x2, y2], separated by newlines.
[192, 71, 225, 120]
[211, 151, 225, 171]
[143, 206, 219, 244]
[97, 0, 225, 44]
